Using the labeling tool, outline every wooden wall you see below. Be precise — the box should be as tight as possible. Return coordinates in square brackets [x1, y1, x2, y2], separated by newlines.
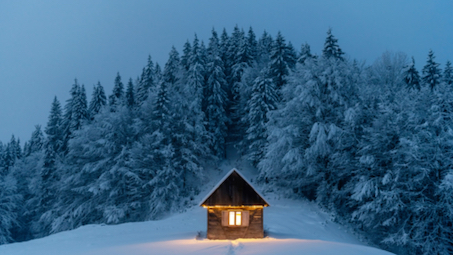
[207, 207, 264, 239]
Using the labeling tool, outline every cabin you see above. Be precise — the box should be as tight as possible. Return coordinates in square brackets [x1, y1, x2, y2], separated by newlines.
[199, 168, 269, 239]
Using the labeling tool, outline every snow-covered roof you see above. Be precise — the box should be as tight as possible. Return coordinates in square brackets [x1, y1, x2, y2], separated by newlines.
[198, 168, 270, 207]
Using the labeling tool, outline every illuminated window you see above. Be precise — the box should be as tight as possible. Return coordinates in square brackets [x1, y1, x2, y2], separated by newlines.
[228, 211, 242, 226]
[222, 210, 249, 227]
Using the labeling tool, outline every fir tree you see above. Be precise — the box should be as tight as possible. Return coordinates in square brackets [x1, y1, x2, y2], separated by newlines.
[206, 30, 229, 158]
[125, 78, 135, 109]
[322, 28, 344, 60]
[109, 72, 124, 107]
[136, 56, 155, 104]
[269, 31, 291, 90]
[181, 40, 192, 71]
[70, 84, 88, 132]
[89, 81, 107, 117]
[443, 60, 453, 85]
[247, 27, 258, 61]
[422, 50, 442, 90]
[27, 125, 44, 155]
[257, 30, 273, 64]
[298, 42, 313, 64]
[244, 67, 278, 165]
[402, 57, 421, 90]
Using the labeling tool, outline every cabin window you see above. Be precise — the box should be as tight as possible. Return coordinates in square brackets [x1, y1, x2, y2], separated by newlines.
[222, 210, 249, 226]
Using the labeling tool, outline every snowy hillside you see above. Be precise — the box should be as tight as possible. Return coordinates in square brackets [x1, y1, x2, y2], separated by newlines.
[0, 165, 394, 255]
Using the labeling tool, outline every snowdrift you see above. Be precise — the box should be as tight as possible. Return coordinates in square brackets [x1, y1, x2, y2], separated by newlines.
[0, 196, 394, 255]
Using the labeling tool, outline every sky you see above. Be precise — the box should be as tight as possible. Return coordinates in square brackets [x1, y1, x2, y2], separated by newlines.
[0, 0, 452, 144]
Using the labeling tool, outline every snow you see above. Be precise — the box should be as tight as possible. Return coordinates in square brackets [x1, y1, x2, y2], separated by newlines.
[0, 150, 394, 255]
[0, 195, 394, 255]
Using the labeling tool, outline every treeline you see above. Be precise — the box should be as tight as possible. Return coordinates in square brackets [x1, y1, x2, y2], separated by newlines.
[0, 26, 451, 254]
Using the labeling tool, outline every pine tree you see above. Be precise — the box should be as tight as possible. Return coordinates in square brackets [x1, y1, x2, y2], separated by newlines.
[286, 41, 297, 69]
[269, 31, 291, 90]
[45, 97, 63, 154]
[89, 81, 107, 117]
[70, 84, 88, 132]
[402, 57, 421, 90]
[298, 43, 313, 64]
[257, 30, 273, 64]
[62, 79, 80, 149]
[322, 28, 344, 60]
[247, 27, 258, 61]
[181, 40, 192, 71]
[206, 30, 229, 158]
[109, 72, 124, 107]
[125, 78, 135, 109]
[27, 125, 44, 155]
[443, 60, 453, 85]
[136, 56, 155, 104]
[422, 50, 442, 90]
[244, 67, 278, 165]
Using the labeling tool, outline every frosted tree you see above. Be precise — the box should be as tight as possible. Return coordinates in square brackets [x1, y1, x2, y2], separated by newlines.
[422, 50, 442, 90]
[298, 42, 313, 65]
[181, 40, 192, 72]
[322, 28, 344, 60]
[247, 27, 258, 61]
[443, 60, 453, 85]
[89, 81, 107, 117]
[257, 30, 273, 64]
[125, 78, 135, 108]
[70, 84, 88, 132]
[269, 31, 292, 91]
[244, 67, 278, 166]
[0, 174, 21, 244]
[402, 57, 421, 90]
[206, 29, 229, 158]
[109, 72, 124, 108]
[136, 56, 155, 104]
[26, 125, 44, 156]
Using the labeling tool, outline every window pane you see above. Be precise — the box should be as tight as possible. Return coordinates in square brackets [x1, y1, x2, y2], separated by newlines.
[229, 211, 235, 225]
[236, 211, 242, 225]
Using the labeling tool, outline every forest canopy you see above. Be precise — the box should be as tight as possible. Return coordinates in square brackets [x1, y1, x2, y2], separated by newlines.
[0, 26, 452, 255]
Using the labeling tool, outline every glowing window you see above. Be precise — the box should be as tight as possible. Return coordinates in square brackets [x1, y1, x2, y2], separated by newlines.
[229, 211, 242, 226]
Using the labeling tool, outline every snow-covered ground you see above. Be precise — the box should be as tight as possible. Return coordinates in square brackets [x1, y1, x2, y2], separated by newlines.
[0, 195, 394, 255]
[0, 156, 394, 255]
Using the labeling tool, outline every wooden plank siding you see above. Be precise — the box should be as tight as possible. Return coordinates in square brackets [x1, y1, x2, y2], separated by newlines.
[207, 207, 264, 239]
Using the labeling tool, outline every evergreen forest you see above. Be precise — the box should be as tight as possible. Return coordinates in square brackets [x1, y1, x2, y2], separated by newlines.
[0, 26, 452, 255]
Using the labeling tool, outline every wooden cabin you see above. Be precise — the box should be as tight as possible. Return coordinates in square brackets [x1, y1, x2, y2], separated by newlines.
[199, 168, 269, 239]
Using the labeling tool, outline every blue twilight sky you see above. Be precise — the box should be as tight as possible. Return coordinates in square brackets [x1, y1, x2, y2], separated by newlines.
[0, 0, 452, 144]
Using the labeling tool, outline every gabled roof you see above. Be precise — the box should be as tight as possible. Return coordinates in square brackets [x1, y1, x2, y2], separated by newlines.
[199, 168, 269, 207]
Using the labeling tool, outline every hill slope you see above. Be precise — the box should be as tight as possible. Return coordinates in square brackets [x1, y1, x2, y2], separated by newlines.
[0, 165, 394, 255]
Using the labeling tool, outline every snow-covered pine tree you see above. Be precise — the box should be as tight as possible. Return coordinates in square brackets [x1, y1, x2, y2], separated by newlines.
[181, 40, 192, 72]
[257, 30, 273, 64]
[136, 56, 155, 104]
[247, 27, 258, 61]
[443, 60, 453, 85]
[125, 78, 135, 109]
[322, 28, 344, 60]
[422, 50, 442, 90]
[402, 57, 421, 90]
[243, 67, 278, 166]
[109, 72, 124, 108]
[0, 174, 21, 244]
[269, 31, 292, 91]
[70, 84, 88, 132]
[298, 42, 313, 65]
[206, 29, 229, 159]
[26, 125, 44, 156]
[89, 81, 107, 117]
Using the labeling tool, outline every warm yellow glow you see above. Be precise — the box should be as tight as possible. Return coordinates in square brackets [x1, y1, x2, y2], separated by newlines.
[202, 205, 266, 208]
[229, 211, 235, 225]
[236, 212, 241, 225]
